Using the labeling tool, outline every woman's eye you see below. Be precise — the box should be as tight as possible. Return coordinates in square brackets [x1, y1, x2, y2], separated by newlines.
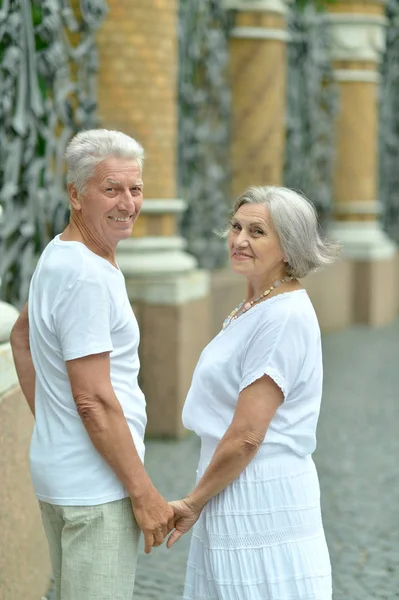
[254, 229, 264, 235]
[231, 223, 241, 230]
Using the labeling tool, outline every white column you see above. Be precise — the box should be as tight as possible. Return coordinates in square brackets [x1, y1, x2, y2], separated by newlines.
[117, 199, 196, 278]
[224, 0, 289, 14]
[117, 198, 209, 304]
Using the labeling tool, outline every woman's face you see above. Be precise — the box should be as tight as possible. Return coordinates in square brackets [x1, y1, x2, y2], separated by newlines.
[228, 203, 286, 282]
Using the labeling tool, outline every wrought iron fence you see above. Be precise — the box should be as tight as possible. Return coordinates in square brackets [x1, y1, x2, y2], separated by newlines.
[178, 0, 232, 269]
[379, 0, 399, 242]
[284, 4, 338, 224]
[2, 0, 398, 308]
[0, 0, 107, 307]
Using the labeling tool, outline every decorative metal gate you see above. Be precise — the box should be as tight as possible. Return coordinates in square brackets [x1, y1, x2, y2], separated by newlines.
[284, 4, 337, 223]
[178, 0, 232, 269]
[0, 0, 107, 307]
[379, 0, 399, 242]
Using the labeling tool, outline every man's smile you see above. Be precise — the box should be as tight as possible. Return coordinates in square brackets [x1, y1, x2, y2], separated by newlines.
[108, 215, 133, 222]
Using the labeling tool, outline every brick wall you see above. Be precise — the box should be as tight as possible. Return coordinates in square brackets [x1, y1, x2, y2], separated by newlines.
[97, 0, 178, 200]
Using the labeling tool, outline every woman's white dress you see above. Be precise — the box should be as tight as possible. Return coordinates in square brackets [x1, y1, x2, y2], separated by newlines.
[182, 290, 332, 600]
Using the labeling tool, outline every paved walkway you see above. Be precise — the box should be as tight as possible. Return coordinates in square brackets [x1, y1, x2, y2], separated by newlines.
[133, 319, 399, 600]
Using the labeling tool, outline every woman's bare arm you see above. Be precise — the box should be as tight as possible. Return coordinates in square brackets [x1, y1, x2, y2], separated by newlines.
[167, 375, 283, 547]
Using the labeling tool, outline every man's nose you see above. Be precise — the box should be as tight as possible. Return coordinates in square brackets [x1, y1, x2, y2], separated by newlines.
[118, 190, 136, 211]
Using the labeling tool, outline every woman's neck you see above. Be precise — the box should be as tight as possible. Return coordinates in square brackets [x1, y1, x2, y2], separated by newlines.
[245, 274, 300, 302]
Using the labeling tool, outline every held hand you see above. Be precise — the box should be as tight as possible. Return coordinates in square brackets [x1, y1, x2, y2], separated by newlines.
[166, 498, 202, 549]
[131, 485, 175, 555]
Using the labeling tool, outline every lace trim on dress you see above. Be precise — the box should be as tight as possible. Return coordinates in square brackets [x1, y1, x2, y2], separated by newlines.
[208, 468, 315, 483]
[240, 366, 287, 398]
[205, 503, 321, 518]
[186, 561, 331, 585]
[192, 521, 324, 550]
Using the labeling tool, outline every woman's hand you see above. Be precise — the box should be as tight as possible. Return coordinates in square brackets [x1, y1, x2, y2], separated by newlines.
[166, 498, 202, 548]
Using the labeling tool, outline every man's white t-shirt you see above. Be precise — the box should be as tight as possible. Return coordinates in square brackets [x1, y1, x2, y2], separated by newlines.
[28, 235, 147, 506]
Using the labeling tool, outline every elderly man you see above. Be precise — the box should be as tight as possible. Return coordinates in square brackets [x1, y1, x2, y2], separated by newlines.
[10, 129, 174, 600]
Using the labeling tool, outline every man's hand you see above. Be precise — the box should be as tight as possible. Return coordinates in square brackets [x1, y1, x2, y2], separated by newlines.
[166, 498, 202, 549]
[131, 484, 175, 554]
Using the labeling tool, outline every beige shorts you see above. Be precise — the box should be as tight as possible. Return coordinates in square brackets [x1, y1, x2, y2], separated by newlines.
[39, 497, 140, 600]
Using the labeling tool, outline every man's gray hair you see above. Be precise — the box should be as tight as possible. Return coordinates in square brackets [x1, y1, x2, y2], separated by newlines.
[232, 186, 340, 279]
[65, 129, 145, 192]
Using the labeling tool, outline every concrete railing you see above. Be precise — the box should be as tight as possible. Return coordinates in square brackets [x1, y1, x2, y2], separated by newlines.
[0, 301, 51, 599]
[0, 300, 19, 398]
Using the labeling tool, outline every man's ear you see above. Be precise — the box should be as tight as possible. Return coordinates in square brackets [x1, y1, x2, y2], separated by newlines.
[68, 183, 82, 211]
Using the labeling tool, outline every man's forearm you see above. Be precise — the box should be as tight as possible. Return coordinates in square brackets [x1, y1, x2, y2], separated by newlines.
[77, 397, 153, 505]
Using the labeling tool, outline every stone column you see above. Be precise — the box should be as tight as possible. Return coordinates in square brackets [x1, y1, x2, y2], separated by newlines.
[96, 0, 193, 265]
[225, 0, 290, 196]
[326, 1, 398, 324]
[96, 0, 210, 437]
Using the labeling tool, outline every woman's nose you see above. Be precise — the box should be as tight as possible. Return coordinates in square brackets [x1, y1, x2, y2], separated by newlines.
[235, 230, 249, 246]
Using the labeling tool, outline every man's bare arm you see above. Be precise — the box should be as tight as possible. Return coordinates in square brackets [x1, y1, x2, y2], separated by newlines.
[10, 303, 36, 416]
[66, 352, 174, 554]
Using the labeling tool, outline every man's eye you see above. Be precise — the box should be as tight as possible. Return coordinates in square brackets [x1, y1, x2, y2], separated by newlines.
[131, 187, 142, 194]
[231, 223, 240, 230]
[106, 188, 114, 192]
[255, 229, 264, 235]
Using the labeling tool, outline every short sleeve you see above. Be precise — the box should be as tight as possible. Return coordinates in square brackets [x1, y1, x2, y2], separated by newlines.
[239, 311, 305, 400]
[52, 278, 113, 361]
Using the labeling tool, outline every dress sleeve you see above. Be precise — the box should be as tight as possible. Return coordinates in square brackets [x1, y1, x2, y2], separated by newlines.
[51, 278, 113, 361]
[239, 310, 305, 400]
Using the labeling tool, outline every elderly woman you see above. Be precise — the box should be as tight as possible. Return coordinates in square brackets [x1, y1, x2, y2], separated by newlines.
[167, 186, 338, 600]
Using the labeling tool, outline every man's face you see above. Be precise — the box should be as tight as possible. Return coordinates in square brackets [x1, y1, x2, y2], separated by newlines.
[69, 158, 143, 249]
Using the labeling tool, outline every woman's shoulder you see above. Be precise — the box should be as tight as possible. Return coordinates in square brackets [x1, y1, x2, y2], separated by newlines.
[257, 290, 319, 335]
[260, 289, 313, 317]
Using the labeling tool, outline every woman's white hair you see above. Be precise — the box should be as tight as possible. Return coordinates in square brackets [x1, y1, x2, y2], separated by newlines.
[230, 186, 340, 279]
[65, 129, 144, 193]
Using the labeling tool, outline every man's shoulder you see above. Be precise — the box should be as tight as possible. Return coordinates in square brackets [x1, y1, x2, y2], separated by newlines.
[36, 239, 103, 290]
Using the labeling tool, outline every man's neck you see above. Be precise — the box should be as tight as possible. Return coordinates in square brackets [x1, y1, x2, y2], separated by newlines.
[61, 217, 117, 267]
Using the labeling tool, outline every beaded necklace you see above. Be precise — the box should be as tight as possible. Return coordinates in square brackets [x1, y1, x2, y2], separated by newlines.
[222, 276, 293, 330]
